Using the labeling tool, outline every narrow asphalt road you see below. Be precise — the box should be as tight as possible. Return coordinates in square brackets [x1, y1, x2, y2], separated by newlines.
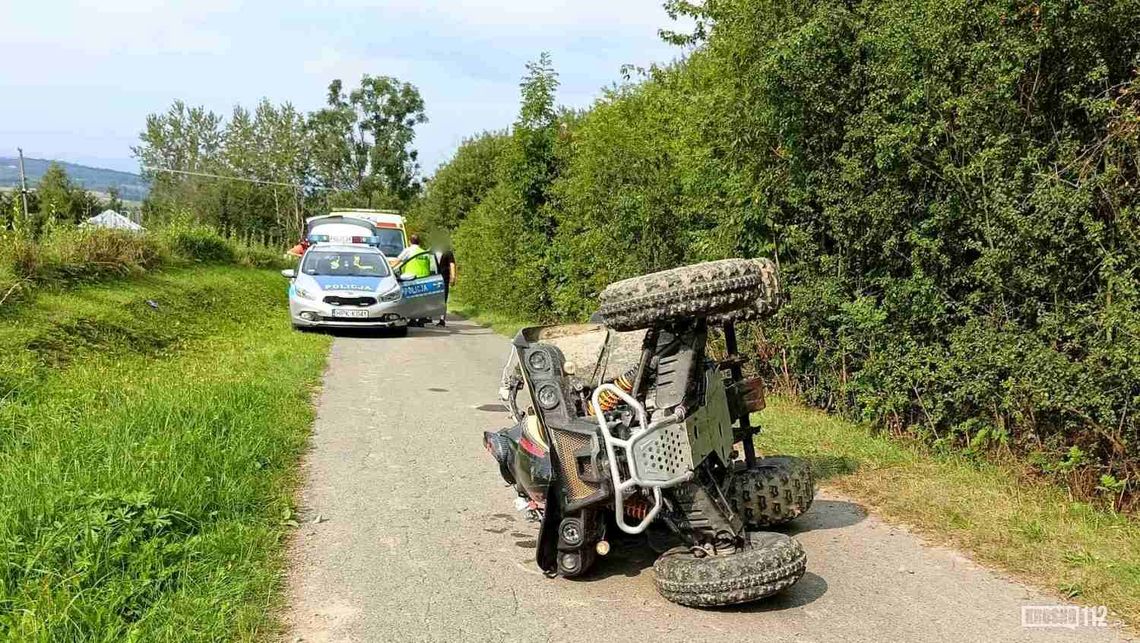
[286, 317, 1131, 643]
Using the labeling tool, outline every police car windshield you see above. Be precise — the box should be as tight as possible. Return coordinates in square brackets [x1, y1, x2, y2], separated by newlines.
[375, 229, 404, 257]
[302, 250, 391, 278]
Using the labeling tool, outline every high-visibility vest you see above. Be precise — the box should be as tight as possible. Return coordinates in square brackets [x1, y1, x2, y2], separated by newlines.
[402, 247, 431, 278]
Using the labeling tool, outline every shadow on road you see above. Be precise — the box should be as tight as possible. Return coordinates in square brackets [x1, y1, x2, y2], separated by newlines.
[300, 320, 495, 339]
[403, 314, 498, 337]
[407, 324, 495, 337]
[306, 326, 408, 339]
[783, 499, 867, 534]
[475, 403, 510, 413]
[582, 541, 658, 580]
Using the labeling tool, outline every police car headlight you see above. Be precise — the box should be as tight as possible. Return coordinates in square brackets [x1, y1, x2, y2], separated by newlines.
[295, 286, 317, 301]
[378, 286, 401, 302]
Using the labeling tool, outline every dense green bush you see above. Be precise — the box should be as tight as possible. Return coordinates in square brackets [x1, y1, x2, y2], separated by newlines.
[548, 58, 738, 319]
[159, 222, 236, 264]
[446, 54, 566, 320]
[408, 131, 511, 233]
[430, 1, 1140, 502]
[233, 243, 286, 269]
[694, 0, 1140, 500]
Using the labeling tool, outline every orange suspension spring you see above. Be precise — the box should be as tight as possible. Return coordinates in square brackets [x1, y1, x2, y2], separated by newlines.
[624, 497, 651, 520]
[587, 369, 637, 416]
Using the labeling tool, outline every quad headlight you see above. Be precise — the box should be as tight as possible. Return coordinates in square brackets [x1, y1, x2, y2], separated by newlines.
[527, 351, 550, 372]
[536, 384, 561, 410]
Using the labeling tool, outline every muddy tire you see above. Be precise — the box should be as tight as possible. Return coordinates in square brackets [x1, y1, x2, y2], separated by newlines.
[708, 258, 784, 325]
[653, 531, 806, 607]
[598, 259, 774, 332]
[727, 456, 815, 528]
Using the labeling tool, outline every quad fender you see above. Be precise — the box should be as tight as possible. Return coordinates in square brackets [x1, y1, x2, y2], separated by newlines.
[482, 419, 554, 503]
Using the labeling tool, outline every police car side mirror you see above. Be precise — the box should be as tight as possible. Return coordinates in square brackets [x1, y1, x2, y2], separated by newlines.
[398, 272, 416, 282]
[281, 269, 296, 279]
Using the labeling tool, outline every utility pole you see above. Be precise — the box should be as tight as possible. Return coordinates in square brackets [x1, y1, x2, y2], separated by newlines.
[16, 147, 30, 219]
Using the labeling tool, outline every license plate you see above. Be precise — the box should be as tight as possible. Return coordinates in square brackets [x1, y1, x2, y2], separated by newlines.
[332, 308, 368, 318]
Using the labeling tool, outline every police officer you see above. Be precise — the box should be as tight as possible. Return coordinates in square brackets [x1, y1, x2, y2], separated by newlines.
[397, 233, 431, 278]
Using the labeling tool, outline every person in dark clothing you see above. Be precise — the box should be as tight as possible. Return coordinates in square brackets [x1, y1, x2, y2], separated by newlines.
[435, 242, 457, 326]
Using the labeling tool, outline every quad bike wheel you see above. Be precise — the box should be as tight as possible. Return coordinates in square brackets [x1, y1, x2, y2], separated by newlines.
[727, 456, 815, 529]
[598, 259, 779, 332]
[708, 258, 783, 325]
[653, 531, 806, 607]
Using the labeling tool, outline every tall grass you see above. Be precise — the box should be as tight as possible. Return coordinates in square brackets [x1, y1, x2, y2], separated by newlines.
[755, 397, 1140, 629]
[447, 294, 538, 337]
[0, 222, 287, 309]
[0, 266, 330, 640]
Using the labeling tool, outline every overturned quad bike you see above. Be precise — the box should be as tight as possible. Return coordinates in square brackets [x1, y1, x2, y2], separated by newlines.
[483, 258, 816, 607]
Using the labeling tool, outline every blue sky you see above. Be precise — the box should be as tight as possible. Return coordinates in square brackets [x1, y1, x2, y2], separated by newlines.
[0, 0, 686, 175]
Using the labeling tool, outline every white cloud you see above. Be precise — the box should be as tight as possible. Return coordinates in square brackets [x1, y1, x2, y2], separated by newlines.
[2, 0, 237, 55]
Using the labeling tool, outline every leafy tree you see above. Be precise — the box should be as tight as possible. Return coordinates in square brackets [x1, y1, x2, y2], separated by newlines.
[133, 101, 224, 180]
[103, 187, 124, 213]
[255, 100, 310, 235]
[134, 76, 425, 239]
[547, 64, 726, 319]
[306, 84, 362, 194]
[407, 131, 509, 233]
[70, 190, 101, 223]
[452, 53, 563, 319]
[222, 106, 258, 175]
[215, 105, 271, 233]
[307, 75, 428, 207]
[36, 162, 75, 222]
[133, 100, 224, 220]
[512, 53, 561, 213]
[135, 98, 312, 241]
[0, 191, 12, 230]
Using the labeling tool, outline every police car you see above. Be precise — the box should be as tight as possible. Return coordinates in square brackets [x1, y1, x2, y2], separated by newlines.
[282, 237, 446, 334]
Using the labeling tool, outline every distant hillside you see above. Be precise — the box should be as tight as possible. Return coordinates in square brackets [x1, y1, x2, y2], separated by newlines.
[0, 157, 149, 201]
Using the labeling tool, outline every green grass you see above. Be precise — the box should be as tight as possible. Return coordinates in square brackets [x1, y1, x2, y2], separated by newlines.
[0, 266, 331, 641]
[755, 396, 1140, 629]
[448, 295, 539, 337]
